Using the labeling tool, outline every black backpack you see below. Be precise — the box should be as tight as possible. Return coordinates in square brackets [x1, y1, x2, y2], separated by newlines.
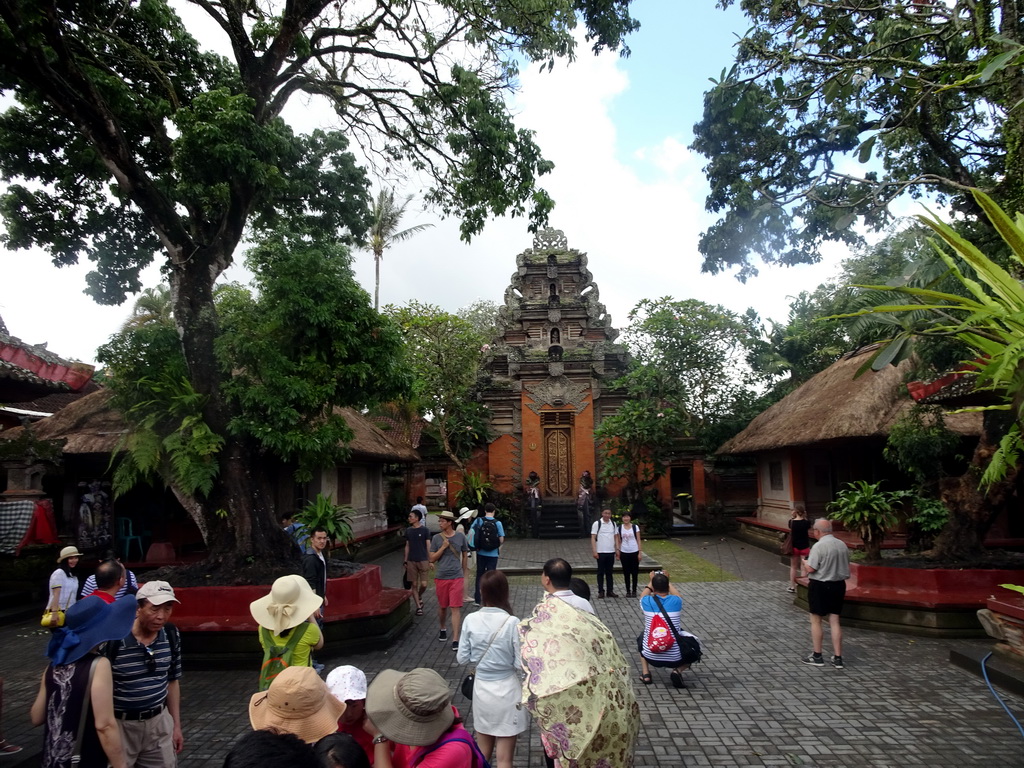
[475, 518, 501, 551]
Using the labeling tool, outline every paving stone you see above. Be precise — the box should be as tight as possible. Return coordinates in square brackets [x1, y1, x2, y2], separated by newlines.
[1, 535, 1022, 766]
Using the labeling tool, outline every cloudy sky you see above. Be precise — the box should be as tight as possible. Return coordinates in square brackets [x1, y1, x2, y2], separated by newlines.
[1, 2, 859, 366]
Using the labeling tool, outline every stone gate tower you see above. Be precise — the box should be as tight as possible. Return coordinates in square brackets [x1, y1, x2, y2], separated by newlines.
[479, 229, 629, 510]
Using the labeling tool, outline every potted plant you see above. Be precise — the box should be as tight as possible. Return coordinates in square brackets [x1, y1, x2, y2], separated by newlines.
[296, 493, 355, 553]
[827, 480, 908, 562]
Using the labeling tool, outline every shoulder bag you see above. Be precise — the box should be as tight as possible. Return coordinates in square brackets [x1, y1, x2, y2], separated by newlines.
[652, 594, 702, 666]
[779, 531, 794, 556]
[461, 615, 512, 700]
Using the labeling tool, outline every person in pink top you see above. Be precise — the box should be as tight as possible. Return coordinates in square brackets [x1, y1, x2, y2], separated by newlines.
[363, 668, 487, 768]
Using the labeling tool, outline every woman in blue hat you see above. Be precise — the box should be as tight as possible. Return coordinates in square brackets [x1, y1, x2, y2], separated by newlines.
[30, 595, 138, 768]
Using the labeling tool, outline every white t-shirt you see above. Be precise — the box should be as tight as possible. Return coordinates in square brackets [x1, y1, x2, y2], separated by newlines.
[548, 590, 595, 615]
[619, 524, 639, 554]
[591, 519, 617, 553]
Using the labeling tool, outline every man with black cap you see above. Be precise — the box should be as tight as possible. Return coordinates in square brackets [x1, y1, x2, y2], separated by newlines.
[107, 581, 184, 767]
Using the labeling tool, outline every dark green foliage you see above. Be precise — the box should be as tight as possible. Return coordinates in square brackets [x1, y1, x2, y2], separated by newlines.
[693, 0, 1024, 279]
[0, 424, 64, 464]
[597, 298, 764, 493]
[218, 237, 411, 481]
[884, 405, 962, 488]
[387, 302, 491, 470]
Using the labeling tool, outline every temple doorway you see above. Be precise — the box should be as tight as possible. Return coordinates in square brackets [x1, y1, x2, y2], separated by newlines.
[542, 410, 575, 497]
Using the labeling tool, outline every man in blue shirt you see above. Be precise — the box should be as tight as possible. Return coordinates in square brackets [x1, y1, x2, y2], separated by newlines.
[471, 503, 505, 605]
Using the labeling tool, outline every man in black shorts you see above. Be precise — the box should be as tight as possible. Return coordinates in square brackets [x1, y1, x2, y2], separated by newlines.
[800, 518, 851, 669]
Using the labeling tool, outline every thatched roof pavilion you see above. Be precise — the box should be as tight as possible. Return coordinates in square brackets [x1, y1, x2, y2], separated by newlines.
[1, 388, 419, 463]
[718, 346, 982, 456]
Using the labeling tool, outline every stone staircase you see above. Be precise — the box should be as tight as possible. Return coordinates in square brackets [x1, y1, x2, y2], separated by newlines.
[532, 500, 588, 539]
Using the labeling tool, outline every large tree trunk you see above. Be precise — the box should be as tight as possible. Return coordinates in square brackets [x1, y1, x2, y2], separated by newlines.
[167, 247, 291, 566]
[931, 412, 1019, 559]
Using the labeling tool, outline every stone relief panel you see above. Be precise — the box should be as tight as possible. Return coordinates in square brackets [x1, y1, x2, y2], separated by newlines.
[524, 376, 590, 414]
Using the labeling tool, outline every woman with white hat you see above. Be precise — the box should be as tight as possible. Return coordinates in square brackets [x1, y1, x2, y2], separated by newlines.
[30, 594, 138, 768]
[250, 575, 324, 691]
[363, 667, 488, 767]
[44, 546, 82, 623]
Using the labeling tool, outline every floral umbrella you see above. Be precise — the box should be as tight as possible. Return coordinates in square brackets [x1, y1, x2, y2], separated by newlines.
[519, 596, 640, 768]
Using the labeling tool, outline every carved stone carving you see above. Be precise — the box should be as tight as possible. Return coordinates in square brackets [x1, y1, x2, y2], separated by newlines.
[533, 228, 568, 250]
[547, 308, 561, 323]
[525, 376, 589, 414]
[548, 361, 564, 377]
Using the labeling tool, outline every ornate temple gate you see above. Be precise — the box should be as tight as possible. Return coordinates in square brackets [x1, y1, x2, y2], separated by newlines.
[542, 412, 574, 497]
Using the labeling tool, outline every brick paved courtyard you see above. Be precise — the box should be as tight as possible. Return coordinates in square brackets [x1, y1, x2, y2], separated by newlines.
[2, 535, 1022, 767]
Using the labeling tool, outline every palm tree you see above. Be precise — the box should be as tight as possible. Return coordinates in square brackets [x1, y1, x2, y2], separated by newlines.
[366, 189, 433, 311]
[121, 285, 173, 331]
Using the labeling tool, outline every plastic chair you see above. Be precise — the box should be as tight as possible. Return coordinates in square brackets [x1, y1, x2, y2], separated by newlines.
[117, 518, 144, 562]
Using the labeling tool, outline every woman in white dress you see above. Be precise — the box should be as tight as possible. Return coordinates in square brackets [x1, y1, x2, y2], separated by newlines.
[457, 569, 527, 768]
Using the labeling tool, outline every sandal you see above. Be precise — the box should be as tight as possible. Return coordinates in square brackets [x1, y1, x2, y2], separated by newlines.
[669, 671, 685, 689]
[640, 673, 653, 685]
[0, 740, 23, 755]
[415, 607, 423, 616]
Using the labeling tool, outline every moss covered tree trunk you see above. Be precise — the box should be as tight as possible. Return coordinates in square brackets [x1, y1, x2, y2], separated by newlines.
[932, 412, 1019, 559]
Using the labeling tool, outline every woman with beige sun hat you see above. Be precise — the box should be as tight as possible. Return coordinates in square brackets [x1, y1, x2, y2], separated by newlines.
[250, 575, 324, 691]
[43, 545, 82, 625]
[248, 665, 345, 744]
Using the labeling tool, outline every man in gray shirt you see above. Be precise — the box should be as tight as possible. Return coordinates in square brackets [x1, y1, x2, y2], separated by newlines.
[801, 518, 851, 669]
[429, 510, 469, 651]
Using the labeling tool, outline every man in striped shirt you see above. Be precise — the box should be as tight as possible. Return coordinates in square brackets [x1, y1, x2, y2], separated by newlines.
[82, 552, 139, 599]
[109, 580, 184, 766]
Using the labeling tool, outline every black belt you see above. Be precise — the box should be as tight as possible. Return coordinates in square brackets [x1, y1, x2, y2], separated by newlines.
[114, 703, 165, 721]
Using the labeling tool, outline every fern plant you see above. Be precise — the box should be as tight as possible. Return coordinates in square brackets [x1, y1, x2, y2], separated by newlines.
[111, 375, 224, 498]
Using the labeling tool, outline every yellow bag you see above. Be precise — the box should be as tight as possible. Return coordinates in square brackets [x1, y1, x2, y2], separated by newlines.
[41, 610, 65, 628]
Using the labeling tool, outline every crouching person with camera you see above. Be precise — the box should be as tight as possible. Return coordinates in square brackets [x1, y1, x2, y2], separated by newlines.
[637, 571, 702, 689]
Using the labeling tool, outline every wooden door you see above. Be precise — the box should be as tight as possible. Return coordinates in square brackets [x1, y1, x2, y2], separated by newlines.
[544, 428, 573, 497]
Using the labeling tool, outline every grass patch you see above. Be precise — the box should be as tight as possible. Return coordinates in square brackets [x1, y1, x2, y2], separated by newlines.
[498, 540, 740, 587]
[642, 539, 740, 583]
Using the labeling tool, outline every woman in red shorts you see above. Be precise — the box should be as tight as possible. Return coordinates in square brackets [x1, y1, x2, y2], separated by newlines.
[788, 506, 811, 593]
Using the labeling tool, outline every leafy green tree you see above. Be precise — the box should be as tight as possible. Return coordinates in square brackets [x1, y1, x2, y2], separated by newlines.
[594, 366, 690, 497]
[99, 239, 410, 561]
[366, 189, 434, 311]
[597, 297, 763, 494]
[692, 0, 1024, 279]
[386, 302, 490, 472]
[459, 299, 502, 344]
[0, 0, 636, 562]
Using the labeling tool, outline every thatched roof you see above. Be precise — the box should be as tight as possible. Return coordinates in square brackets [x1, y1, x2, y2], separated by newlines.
[336, 407, 419, 462]
[717, 347, 982, 455]
[0, 388, 126, 453]
[1, 389, 419, 462]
